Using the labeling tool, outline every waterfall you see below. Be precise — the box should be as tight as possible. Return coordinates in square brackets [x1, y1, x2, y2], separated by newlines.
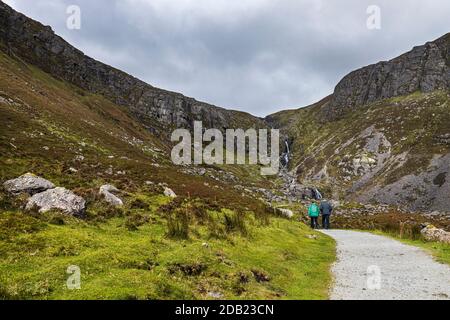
[283, 140, 290, 167]
[285, 140, 290, 154]
[314, 188, 323, 200]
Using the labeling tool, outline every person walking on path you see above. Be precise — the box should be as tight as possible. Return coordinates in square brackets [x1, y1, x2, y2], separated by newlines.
[308, 201, 320, 229]
[320, 200, 333, 229]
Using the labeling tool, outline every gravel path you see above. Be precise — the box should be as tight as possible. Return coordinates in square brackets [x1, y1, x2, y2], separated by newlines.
[321, 230, 450, 300]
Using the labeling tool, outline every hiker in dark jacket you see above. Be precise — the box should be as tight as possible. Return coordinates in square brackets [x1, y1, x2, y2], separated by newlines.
[319, 200, 333, 229]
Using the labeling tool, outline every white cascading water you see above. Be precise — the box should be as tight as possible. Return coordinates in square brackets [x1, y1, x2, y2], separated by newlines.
[284, 140, 290, 167]
[314, 188, 323, 199]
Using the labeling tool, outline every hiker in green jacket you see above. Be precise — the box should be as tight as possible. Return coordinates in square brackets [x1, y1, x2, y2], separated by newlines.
[308, 201, 320, 229]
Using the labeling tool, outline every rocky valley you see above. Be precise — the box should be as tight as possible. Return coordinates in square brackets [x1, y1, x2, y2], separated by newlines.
[0, 1, 449, 300]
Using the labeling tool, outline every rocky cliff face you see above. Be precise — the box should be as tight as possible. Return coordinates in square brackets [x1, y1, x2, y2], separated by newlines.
[0, 1, 264, 131]
[322, 33, 450, 120]
[267, 34, 450, 213]
[270, 89, 450, 213]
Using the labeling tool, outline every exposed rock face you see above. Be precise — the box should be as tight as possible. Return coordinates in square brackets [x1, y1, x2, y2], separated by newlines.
[26, 187, 86, 216]
[360, 153, 450, 212]
[323, 33, 450, 119]
[0, 2, 264, 131]
[3, 173, 55, 195]
[421, 224, 450, 244]
[99, 185, 123, 207]
[345, 126, 392, 192]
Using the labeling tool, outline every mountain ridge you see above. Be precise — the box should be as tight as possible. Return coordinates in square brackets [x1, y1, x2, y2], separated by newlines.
[321, 33, 449, 120]
[1, 1, 448, 128]
[0, 1, 265, 132]
[1, 1, 449, 213]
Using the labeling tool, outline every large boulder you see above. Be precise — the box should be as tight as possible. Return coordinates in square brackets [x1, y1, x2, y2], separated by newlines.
[3, 173, 55, 195]
[26, 187, 86, 217]
[277, 208, 294, 219]
[99, 184, 123, 207]
[421, 224, 450, 244]
[164, 187, 177, 198]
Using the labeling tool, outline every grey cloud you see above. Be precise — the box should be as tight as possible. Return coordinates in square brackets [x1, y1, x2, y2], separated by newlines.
[4, 0, 450, 116]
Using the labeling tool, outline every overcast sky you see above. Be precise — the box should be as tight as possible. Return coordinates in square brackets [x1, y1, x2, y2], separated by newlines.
[4, 0, 450, 116]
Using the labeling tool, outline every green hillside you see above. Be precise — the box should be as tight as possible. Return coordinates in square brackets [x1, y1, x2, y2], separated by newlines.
[0, 48, 335, 300]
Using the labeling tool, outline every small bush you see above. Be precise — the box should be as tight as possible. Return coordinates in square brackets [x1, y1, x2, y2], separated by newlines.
[95, 205, 124, 219]
[0, 191, 29, 211]
[251, 269, 270, 282]
[160, 198, 205, 239]
[167, 216, 189, 239]
[159, 198, 252, 238]
[168, 263, 207, 276]
[130, 198, 148, 210]
[47, 214, 65, 225]
[37, 210, 81, 225]
[208, 221, 227, 239]
[253, 204, 271, 226]
[49, 245, 78, 257]
[224, 211, 247, 236]
[237, 271, 250, 284]
[397, 222, 423, 240]
[124, 213, 149, 231]
[0, 212, 45, 241]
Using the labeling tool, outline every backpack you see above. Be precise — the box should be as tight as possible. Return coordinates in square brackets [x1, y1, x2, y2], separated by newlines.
[308, 204, 319, 217]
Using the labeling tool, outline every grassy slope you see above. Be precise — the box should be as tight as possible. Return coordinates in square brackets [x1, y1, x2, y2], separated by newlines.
[0, 204, 334, 300]
[0, 51, 336, 300]
[0, 49, 268, 214]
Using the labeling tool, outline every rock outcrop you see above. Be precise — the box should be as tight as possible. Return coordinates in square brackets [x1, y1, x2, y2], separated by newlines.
[3, 173, 55, 195]
[277, 208, 294, 219]
[26, 187, 86, 216]
[323, 33, 450, 119]
[99, 184, 123, 207]
[360, 153, 450, 212]
[421, 224, 450, 244]
[164, 187, 177, 198]
[0, 1, 265, 131]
